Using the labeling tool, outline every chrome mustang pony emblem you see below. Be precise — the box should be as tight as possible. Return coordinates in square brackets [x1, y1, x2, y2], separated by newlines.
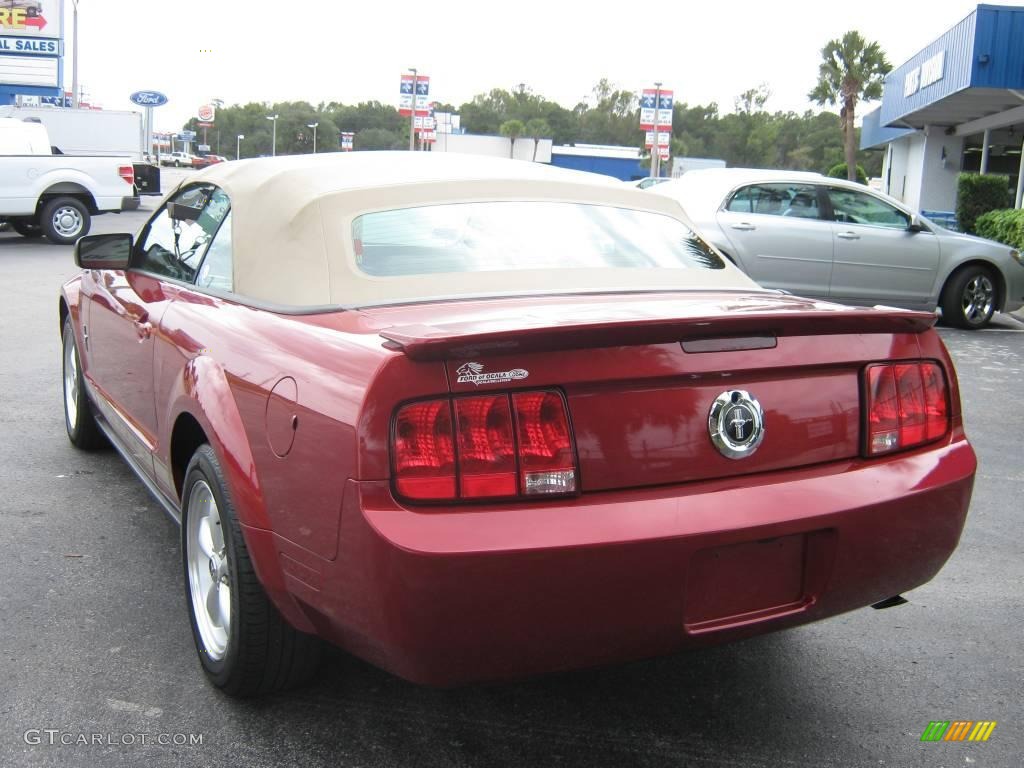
[708, 390, 765, 459]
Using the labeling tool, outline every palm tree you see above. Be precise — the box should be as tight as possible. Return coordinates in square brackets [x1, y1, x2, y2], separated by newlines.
[523, 118, 551, 162]
[500, 119, 524, 159]
[809, 31, 891, 182]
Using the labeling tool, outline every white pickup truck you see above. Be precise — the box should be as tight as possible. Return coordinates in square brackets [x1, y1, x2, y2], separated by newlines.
[0, 118, 144, 244]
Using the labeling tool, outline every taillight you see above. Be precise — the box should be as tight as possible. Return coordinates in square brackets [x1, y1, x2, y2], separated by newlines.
[865, 361, 949, 456]
[393, 390, 578, 503]
[393, 400, 455, 499]
[512, 391, 577, 495]
[455, 395, 516, 497]
[118, 165, 134, 186]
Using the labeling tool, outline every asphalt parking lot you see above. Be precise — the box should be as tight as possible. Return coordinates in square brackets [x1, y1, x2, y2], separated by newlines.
[1, 198, 1021, 767]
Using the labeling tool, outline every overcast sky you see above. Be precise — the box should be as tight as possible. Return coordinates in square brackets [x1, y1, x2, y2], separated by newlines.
[62, 0, 1024, 133]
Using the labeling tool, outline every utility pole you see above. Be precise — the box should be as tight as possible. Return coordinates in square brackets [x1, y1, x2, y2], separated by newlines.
[266, 114, 278, 156]
[236, 134, 244, 160]
[71, 0, 79, 108]
[408, 67, 418, 151]
[651, 82, 662, 179]
[307, 122, 319, 153]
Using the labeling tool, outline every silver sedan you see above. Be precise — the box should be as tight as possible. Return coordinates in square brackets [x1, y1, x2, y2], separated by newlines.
[652, 168, 1024, 329]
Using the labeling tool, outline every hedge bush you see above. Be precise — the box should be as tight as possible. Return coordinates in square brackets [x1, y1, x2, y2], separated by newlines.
[974, 208, 1024, 250]
[956, 173, 1009, 233]
[826, 162, 868, 185]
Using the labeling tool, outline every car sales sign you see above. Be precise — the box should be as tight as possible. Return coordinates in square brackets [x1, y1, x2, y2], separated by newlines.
[0, 0, 63, 89]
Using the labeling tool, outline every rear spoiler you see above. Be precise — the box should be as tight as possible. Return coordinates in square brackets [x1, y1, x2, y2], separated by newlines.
[379, 307, 937, 361]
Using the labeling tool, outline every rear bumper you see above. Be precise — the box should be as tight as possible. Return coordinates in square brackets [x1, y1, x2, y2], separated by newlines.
[254, 436, 976, 686]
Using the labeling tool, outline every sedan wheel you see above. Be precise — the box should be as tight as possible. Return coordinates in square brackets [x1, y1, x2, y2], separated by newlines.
[941, 266, 996, 329]
[182, 445, 321, 696]
[62, 316, 106, 449]
[186, 479, 231, 660]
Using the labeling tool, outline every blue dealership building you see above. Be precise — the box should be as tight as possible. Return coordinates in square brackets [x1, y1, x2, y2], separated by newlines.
[862, 4, 1024, 216]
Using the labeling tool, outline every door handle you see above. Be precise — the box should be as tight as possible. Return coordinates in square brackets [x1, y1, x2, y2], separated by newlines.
[836, 231, 860, 240]
[730, 222, 756, 231]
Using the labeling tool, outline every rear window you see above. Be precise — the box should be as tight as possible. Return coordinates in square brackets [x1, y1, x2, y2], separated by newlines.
[351, 201, 724, 277]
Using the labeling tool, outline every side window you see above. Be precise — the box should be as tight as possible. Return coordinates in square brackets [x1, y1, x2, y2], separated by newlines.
[134, 185, 230, 282]
[827, 188, 909, 229]
[196, 211, 233, 292]
[726, 184, 822, 219]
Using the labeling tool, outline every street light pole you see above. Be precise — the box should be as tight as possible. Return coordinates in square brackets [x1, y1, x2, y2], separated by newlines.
[266, 114, 278, 157]
[651, 81, 662, 179]
[408, 67, 417, 151]
[307, 122, 319, 153]
[236, 134, 244, 160]
[71, 0, 79, 108]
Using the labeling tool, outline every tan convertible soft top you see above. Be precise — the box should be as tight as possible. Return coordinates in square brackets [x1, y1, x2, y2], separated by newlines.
[180, 152, 761, 308]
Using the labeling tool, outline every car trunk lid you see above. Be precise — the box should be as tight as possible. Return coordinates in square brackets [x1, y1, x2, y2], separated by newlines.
[364, 291, 933, 492]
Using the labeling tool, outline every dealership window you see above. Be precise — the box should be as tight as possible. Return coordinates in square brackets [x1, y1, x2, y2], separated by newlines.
[727, 184, 821, 219]
[827, 188, 909, 229]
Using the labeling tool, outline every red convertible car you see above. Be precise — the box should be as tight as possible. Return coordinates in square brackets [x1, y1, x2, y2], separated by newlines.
[60, 153, 976, 696]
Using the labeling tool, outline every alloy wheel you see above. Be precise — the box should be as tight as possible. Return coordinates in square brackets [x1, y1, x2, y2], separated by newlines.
[186, 481, 231, 660]
[961, 274, 994, 324]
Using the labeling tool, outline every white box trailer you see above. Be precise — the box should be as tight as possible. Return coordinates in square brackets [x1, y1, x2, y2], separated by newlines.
[0, 106, 146, 161]
[671, 156, 726, 178]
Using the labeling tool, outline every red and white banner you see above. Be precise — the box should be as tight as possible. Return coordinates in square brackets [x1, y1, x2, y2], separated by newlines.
[399, 74, 431, 116]
[340, 132, 354, 151]
[639, 88, 674, 130]
[644, 130, 672, 149]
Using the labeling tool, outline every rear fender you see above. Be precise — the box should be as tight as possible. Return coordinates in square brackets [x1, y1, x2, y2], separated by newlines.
[164, 354, 270, 529]
[164, 356, 315, 632]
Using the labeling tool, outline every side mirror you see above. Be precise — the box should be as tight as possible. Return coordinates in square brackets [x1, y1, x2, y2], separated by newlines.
[75, 233, 133, 269]
[908, 214, 926, 233]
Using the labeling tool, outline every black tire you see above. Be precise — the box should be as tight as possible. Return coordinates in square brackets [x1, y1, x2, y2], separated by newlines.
[182, 444, 322, 697]
[41, 196, 91, 245]
[62, 316, 107, 449]
[12, 220, 44, 238]
[941, 265, 997, 329]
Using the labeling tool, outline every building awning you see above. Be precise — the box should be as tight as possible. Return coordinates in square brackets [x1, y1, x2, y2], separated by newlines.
[860, 107, 915, 150]
[874, 5, 1024, 134]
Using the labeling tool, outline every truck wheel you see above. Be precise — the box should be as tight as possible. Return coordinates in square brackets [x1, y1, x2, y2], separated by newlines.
[941, 265, 996, 329]
[12, 221, 44, 238]
[183, 444, 322, 697]
[41, 197, 91, 245]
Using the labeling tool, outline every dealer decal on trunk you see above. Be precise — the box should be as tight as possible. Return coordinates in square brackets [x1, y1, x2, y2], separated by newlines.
[455, 362, 529, 386]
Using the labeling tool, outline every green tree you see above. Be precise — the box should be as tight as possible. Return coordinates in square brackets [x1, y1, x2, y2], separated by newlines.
[523, 118, 551, 161]
[809, 30, 891, 181]
[500, 118, 524, 158]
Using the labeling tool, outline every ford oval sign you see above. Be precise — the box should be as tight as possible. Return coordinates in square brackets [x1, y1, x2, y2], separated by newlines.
[129, 91, 168, 107]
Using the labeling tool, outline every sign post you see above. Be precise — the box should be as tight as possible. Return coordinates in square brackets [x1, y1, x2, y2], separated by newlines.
[130, 90, 169, 162]
[400, 71, 430, 151]
[640, 85, 673, 177]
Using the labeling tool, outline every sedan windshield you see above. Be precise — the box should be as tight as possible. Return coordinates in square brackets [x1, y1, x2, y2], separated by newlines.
[352, 201, 724, 277]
